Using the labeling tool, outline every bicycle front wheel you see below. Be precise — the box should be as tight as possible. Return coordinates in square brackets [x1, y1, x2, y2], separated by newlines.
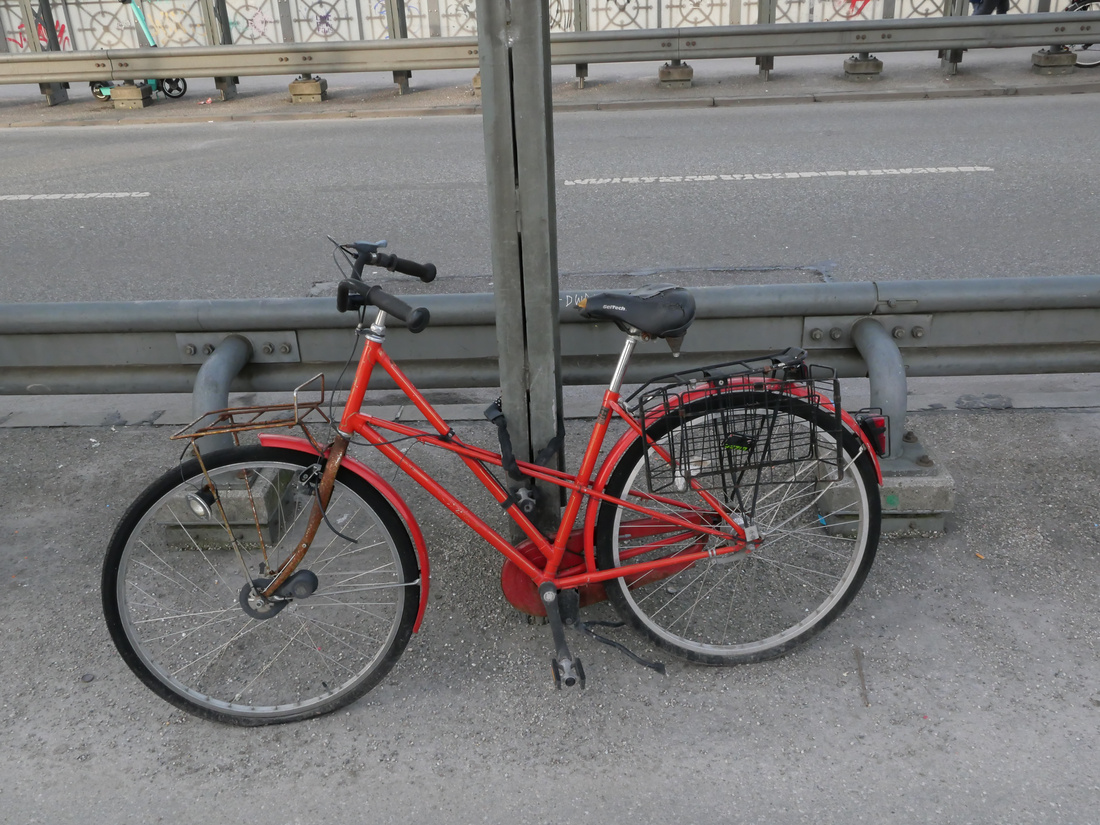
[102, 445, 419, 725]
[596, 391, 880, 665]
[1069, 1, 1100, 67]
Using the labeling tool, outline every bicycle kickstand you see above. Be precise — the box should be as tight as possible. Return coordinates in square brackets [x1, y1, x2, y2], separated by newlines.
[538, 583, 585, 689]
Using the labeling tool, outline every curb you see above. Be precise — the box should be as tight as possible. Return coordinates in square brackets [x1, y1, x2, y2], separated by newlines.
[4, 77, 1100, 128]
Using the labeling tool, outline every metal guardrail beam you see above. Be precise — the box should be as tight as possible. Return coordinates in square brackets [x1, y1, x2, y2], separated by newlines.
[2, 277, 1099, 396]
[2, 15, 1099, 84]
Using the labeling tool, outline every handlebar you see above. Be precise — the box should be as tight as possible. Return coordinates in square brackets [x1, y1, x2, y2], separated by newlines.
[335, 240, 434, 333]
[348, 241, 436, 284]
[337, 280, 431, 334]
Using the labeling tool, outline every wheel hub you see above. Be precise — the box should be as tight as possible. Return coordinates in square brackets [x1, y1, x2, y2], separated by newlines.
[238, 570, 319, 620]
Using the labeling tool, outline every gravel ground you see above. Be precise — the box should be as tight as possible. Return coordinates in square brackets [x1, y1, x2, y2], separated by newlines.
[1, 402, 1098, 824]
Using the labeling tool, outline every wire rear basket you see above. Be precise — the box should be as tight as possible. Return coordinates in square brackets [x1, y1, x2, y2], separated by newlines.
[630, 353, 844, 497]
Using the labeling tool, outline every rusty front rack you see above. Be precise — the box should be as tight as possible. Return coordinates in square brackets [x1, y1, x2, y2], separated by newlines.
[172, 374, 332, 453]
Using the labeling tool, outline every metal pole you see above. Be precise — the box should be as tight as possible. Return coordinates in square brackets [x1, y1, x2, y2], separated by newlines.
[385, 0, 410, 93]
[192, 334, 253, 453]
[476, 0, 564, 531]
[16, 0, 68, 104]
[851, 317, 907, 458]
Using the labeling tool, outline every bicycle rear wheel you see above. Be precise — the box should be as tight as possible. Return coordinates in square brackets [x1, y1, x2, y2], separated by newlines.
[1069, 1, 1100, 67]
[102, 445, 419, 725]
[596, 391, 880, 665]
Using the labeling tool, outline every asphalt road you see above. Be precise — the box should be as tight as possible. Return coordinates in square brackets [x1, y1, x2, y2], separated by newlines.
[2, 64, 1100, 824]
[1, 92, 1098, 304]
[2, 404, 1099, 824]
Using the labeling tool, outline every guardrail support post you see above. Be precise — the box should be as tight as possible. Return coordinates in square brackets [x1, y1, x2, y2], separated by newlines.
[851, 318, 906, 459]
[851, 317, 954, 533]
[191, 334, 253, 454]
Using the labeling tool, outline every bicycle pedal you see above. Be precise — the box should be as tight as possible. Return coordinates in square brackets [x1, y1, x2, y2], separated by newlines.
[551, 656, 586, 690]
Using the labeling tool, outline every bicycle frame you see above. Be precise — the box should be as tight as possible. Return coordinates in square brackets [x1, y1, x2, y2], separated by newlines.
[265, 308, 883, 627]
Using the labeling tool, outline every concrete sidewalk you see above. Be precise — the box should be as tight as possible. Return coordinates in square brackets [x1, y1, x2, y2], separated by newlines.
[3, 47, 1100, 128]
[0, 376, 1098, 824]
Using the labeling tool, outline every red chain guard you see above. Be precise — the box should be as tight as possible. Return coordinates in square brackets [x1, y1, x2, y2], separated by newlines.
[500, 529, 606, 617]
[500, 522, 699, 617]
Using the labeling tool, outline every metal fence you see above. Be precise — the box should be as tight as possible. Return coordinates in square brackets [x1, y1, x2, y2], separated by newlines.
[0, 0, 1079, 53]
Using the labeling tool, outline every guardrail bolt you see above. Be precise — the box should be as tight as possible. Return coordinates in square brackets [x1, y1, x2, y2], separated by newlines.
[183, 344, 196, 356]
[202, 344, 215, 355]
[262, 342, 275, 355]
[829, 327, 844, 341]
[912, 326, 925, 339]
[809, 328, 824, 341]
[279, 343, 292, 354]
[892, 326, 906, 339]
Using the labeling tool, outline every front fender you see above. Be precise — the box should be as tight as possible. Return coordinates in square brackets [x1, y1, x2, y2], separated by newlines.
[258, 434, 431, 632]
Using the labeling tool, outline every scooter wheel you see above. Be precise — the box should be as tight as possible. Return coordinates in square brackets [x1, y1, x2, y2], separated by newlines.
[161, 78, 187, 99]
[91, 81, 110, 101]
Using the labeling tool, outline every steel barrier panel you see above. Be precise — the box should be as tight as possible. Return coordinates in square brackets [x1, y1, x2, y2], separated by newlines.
[4, 277, 1100, 394]
[4, 14, 1100, 84]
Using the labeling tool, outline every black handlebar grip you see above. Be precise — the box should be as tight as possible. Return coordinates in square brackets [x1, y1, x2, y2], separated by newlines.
[374, 252, 437, 283]
[405, 306, 431, 333]
[365, 285, 431, 333]
[336, 280, 366, 313]
[392, 257, 437, 283]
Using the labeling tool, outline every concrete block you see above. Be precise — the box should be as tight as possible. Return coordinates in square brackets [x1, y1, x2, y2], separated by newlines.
[659, 61, 693, 89]
[878, 438, 955, 534]
[844, 54, 884, 80]
[39, 81, 69, 107]
[111, 82, 153, 110]
[1032, 48, 1077, 76]
[289, 76, 328, 103]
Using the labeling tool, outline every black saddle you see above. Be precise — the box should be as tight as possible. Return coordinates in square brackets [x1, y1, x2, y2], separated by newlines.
[578, 285, 696, 339]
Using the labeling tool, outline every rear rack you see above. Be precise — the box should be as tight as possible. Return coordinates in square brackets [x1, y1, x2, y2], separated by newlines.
[172, 374, 332, 454]
[629, 350, 844, 495]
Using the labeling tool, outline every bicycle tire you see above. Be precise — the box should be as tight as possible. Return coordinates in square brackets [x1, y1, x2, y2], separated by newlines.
[102, 445, 419, 725]
[596, 391, 880, 665]
[1068, 0, 1100, 67]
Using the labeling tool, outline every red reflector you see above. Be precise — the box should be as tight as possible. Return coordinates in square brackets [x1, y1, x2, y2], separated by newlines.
[859, 415, 888, 456]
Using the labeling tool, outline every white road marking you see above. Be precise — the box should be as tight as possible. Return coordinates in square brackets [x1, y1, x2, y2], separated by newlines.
[564, 166, 994, 187]
[0, 192, 151, 200]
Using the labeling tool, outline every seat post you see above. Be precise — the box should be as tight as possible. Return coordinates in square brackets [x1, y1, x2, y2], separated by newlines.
[608, 335, 641, 395]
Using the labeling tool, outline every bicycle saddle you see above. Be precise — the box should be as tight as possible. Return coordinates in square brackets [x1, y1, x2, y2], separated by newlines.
[577, 285, 696, 339]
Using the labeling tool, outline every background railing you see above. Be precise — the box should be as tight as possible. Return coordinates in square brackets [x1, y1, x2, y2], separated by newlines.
[0, 0, 1079, 53]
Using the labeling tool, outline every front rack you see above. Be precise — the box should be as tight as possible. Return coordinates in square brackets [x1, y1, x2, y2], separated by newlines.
[629, 350, 844, 496]
[172, 373, 332, 454]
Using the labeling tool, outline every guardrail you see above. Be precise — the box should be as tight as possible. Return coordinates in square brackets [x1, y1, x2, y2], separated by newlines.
[4, 275, 1099, 419]
[5, 276, 1098, 530]
[2, 14, 1099, 86]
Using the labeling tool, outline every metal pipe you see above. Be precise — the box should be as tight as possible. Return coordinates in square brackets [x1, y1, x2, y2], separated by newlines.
[191, 334, 253, 453]
[851, 318, 907, 458]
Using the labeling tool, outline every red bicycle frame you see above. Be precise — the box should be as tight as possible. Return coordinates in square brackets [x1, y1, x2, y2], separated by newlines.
[295, 308, 879, 619]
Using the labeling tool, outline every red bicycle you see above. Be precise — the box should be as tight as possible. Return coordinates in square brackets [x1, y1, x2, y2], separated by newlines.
[102, 239, 886, 725]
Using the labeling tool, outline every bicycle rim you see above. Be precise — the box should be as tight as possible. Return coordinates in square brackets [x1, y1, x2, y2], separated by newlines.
[103, 446, 418, 724]
[1070, 1, 1100, 67]
[597, 393, 880, 664]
